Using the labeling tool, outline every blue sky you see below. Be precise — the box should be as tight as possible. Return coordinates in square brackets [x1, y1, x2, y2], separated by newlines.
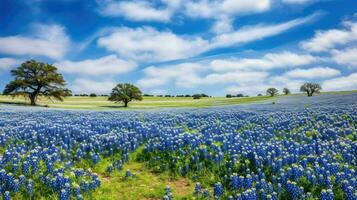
[0, 0, 356, 96]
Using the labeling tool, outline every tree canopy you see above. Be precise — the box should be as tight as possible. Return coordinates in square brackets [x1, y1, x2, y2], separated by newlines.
[3, 60, 71, 105]
[266, 88, 279, 97]
[108, 83, 143, 107]
[283, 88, 290, 95]
[300, 83, 321, 97]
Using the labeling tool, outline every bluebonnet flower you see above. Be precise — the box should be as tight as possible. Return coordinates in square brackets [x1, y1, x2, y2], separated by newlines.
[320, 189, 334, 200]
[203, 189, 210, 199]
[4, 191, 10, 200]
[214, 182, 223, 198]
[107, 164, 113, 174]
[194, 182, 201, 195]
[231, 173, 239, 190]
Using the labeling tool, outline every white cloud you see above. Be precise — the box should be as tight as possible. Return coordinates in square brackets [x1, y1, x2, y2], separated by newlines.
[98, 0, 272, 22]
[137, 60, 269, 89]
[322, 73, 357, 91]
[202, 71, 268, 85]
[0, 58, 20, 71]
[282, 0, 315, 4]
[184, 0, 271, 19]
[98, 27, 210, 62]
[0, 24, 70, 59]
[71, 78, 116, 94]
[137, 50, 320, 92]
[97, 0, 179, 22]
[210, 51, 316, 71]
[211, 12, 320, 48]
[225, 84, 268, 95]
[301, 20, 357, 52]
[137, 63, 205, 88]
[97, 14, 318, 63]
[211, 16, 233, 34]
[331, 48, 357, 67]
[55, 55, 136, 76]
[284, 67, 341, 79]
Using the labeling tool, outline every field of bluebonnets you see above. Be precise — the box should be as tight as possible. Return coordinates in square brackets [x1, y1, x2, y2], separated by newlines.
[0, 93, 356, 200]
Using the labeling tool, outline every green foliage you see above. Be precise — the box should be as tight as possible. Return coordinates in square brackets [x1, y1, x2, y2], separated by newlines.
[192, 94, 201, 99]
[108, 83, 143, 107]
[266, 88, 279, 97]
[300, 82, 322, 97]
[3, 60, 71, 105]
[283, 88, 290, 95]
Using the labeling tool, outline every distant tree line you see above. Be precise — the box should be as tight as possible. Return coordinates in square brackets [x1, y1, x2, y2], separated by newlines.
[226, 94, 248, 98]
[262, 85, 320, 97]
[143, 94, 210, 98]
[72, 94, 109, 97]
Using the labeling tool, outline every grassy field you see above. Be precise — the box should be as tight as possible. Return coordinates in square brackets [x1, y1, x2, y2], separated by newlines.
[1, 90, 356, 110]
[0, 95, 274, 110]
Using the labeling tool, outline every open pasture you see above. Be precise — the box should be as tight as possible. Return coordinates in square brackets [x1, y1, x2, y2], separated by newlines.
[0, 93, 356, 199]
[0, 95, 273, 110]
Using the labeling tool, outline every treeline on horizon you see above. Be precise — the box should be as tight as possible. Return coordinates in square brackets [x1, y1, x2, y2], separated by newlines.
[71, 93, 212, 98]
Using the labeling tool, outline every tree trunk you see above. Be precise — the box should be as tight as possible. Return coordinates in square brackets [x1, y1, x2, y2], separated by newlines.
[30, 94, 36, 106]
[124, 100, 128, 107]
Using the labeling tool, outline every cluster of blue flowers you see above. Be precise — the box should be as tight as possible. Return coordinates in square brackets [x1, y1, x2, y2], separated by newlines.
[0, 93, 356, 199]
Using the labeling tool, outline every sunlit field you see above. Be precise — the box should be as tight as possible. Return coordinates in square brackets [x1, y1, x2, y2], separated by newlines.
[0, 95, 273, 110]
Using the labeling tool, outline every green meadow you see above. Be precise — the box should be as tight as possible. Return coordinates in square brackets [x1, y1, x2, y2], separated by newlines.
[0, 95, 273, 110]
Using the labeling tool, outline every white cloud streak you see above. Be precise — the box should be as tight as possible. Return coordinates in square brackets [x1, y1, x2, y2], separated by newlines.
[97, 27, 210, 62]
[331, 48, 357, 67]
[71, 78, 116, 94]
[301, 20, 357, 52]
[55, 55, 137, 76]
[97, 13, 319, 63]
[0, 24, 70, 59]
[322, 73, 357, 91]
[211, 12, 321, 48]
[284, 67, 341, 79]
[210, 51, 317, 71]
[0, 58, 20, 71]
[97, 0, 180, 22]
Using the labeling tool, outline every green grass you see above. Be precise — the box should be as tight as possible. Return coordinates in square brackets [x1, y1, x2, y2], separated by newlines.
[80, 147, 195, 200]
[0, 95, 273, 110]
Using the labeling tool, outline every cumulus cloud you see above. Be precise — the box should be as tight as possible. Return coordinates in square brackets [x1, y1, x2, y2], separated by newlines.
[71, 78, 116, 94]
[211, 16, 233, 34]
[97, 0, 179, 22]
[301, 20, 357, 52]
[184, 0, 271, 19]
[97, 27, 210, 62]
[210, 51, 316, 71]
[137, 63, 206, 88]
[331, 48, 357, 67]
[284, 67, 341, 79]
[97, 13, 318, 63]
[282, 0, 315, 4]
[137, 60, 269, 90]
[322, 73, 357, 91]
[55, 55, 136, 76]
[0, 24, 70, 59]
[203, 71, 268, 85]
[0, 58, 20, 71]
